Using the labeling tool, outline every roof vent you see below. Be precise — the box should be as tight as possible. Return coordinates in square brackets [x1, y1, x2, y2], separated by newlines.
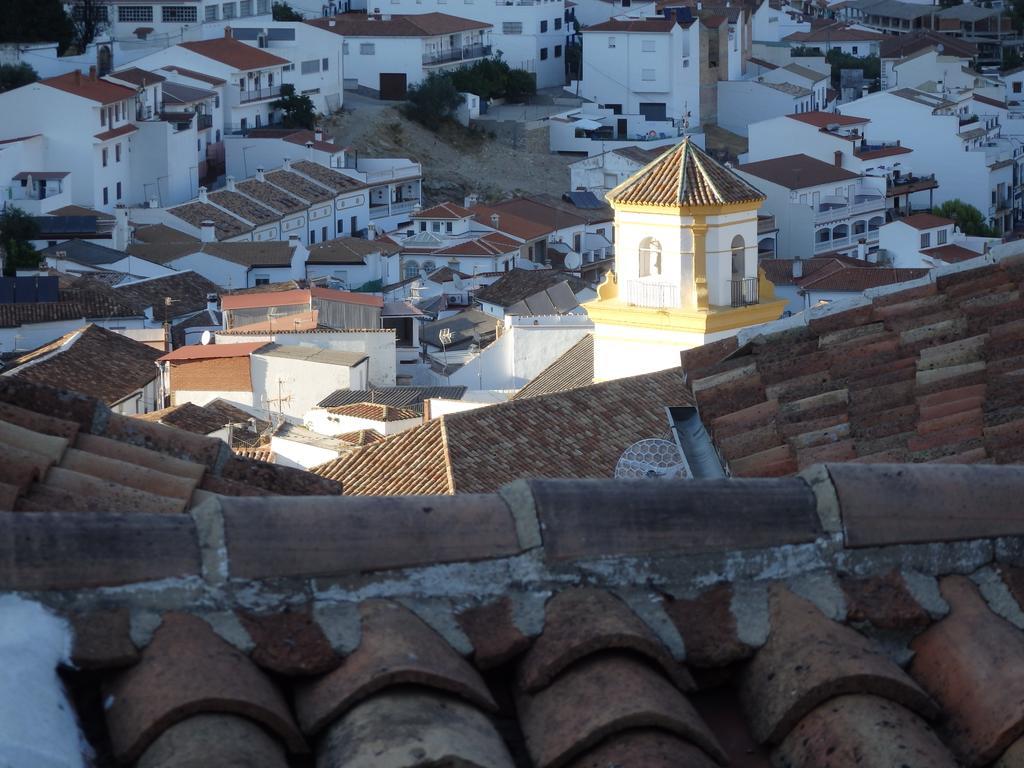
[667, 406, 726, 478]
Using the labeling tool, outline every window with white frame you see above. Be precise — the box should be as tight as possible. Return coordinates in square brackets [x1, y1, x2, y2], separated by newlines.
[301, 59, 321, 74]
[118, 6, 153, 22]
[239, 0, 252, 14]
[360, 43, 375, 54]
[639, 237, 661, 276]
[161, 6, 198, 22]
[502, 21, 523, 33]
[257, 0, 270, 10]
[322, 57, 329, 70]
[641, 39, 656, 52]
[222, 2, 237, 18]
[608, 36, 616, 47]
[937, 228, 948, 245]
[205, 4, 218, 20]
[920, 232, 931, 248]
[641, 68, 655, 81]
[342, 42, 349, 54]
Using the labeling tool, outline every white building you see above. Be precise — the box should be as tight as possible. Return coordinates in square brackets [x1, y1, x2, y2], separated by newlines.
[584, 138, 787, 381]
[752, 0, 810, 44]
[782, 21, 887, 57]
[304, 401, 421, 436]
[303, 0, 567, 88]
[574, 17, 701, 125]
[84, 0, 272, 43]
[569, 145, 664, 199]
[251, 343, 370, 419]
[548, 107, 686, 155]
[0, 70, 137, 212]
[840, 88, 1022, 234]
[127, 238, 309, 287]
[0, 135, 73, 216]
[717, 78, 814, 137]
[884, 46, 978, 94]
[129, 29, 291, 136]
[878, 212, 992, 268]
[307, 13, 492, 99]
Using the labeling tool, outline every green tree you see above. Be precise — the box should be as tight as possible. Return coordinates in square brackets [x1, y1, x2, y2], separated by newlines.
[504, 68, 536, 102]
[825, 49, 880, 91]
[272, 1, 304, 20]
[0, 63, 38, 93]
[1003, 47, 1023, 72]
[402, 72, 464, 130]
[271, 84, 318, 129]
[0, 0, 75, 54]
[932, 199, 998, 237]
[451, 58, 512, 99]
[0, 207, 41, 276]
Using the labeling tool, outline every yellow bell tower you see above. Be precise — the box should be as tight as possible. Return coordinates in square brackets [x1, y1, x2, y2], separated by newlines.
[586, 138, 787, 381]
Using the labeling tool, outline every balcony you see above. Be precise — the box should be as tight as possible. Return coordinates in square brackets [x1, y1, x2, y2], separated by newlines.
[730, 277, 758, 308]
[887, 173, 938, 196]
[423, 44, 492, 67]
[390, 200, 418, 214]
[813, 196, 885, 224]
[238, 85, 282, 104]
[369, 204, 390, 220]
[625, 280, 679, 309]
[197, 114, 213, 130]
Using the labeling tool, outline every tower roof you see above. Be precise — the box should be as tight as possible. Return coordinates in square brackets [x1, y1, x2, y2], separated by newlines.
[606, 138, 765, 209]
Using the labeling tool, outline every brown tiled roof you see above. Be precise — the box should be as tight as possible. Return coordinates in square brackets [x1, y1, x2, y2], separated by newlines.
[435, 232, 520, 257]
[337, 428, 386, 445]
[131, 223, 199, 245]
[112, 271, 221, 317]
[313, 366, 687, 494]
[179, 36, 289, 69]
[138, 399, 267, 436]
[264, 169, 334, 203]
[306, 237, 399, 264]
[325, 402, 421, 421]
[854, 145, 912, 160]
[736, 154, 860, 190]
[785, 22, 887, 42]
[308, 12, 491, 37]
[93, 124, 138, 142]
[923, 243, 982, 263]
[0, 286, 144, 329]
[208, 189, 279, 225]
[235, 179, 305, 215]
[787, 111, 868, 128]
[899, 213, 955, 230]
[879, 30, 977, 60]
[157, 65, 227, 86]
[798, 264, 929, 292]
[233, 446, 275, 462]
[611, 145, 665, 165]
[512, 334, 594, 399]
[42, 71, 135, 104]
[109, 67, 165, 86]
[158, 341, 266, 361]
[2, 324, 160, 405]
[586, 18, 677, 31]
[290, 160, 366, 194]
[607, 138, 765, 208]
[682, 250, 1024, 475]
[414, 201, 475, 219]
[470, 204, 552, 240]
[167, 201, 252, 240]
[473, 267, 583, 307]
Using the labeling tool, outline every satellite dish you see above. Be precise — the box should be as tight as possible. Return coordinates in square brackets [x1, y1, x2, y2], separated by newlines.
[614, 439, 691, 480]
[564, 252, 583, 270]
[200, 330, 212, 345]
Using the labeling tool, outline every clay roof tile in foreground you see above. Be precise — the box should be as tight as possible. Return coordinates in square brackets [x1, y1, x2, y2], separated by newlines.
[325, 402, 421, 421]
[684, 246, 1024, 476]
[607, 138, 765, 208]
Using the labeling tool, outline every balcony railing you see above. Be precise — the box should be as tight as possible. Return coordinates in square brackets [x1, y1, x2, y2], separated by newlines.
[730, 277, 758, 308]
[238, 85, 282, 104]
[423, 44, 492, 66]
[197, 114, 213, 129]
[369, 204, 390, 220]
[390, 200, 418, 214]
[625, 280, 679, 309]
[813, 197, 885, 224]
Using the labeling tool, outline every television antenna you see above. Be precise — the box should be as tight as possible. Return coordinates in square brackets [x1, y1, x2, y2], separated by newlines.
[614, 439, 691, 480]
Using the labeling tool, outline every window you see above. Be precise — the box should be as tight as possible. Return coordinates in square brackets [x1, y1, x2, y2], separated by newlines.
[239, 0, 252, 14]
[920, 232, 931, 248]
[1015, 82, 1023, 94]
[641, 68, 655, 81]
[343, 42, 349, 54]
[162, 6, 198, 22]
[205, 5, 219, 20]
[115, 143, 121, 162]
[100, 108, 106, 127]
[222, 2, 237, 19]
[608, 36, 616, 48]
[446, 221, 453, 232]
[432, 221, 441, 232]
[554, 17, 561, 29]
[938, 228, 948, 245]
[502, 21, 523, 34]
[540, 20, 548, 32]
[116, 181, 122, 200]
[257, 0, 270, 11]
[420, 221, 427, 232]
[115, 102, 121, 121]
[254, 275, 270, 285]
[555, 45, 562, 57]
[102, 148, 108, 167]
[422, 260, 437, 273]
[310, 229, 316, 243]
[322, 57, 329, 71]
[731, 235, 744, 278]
[301, 59, 321, 74]
[118, 6, 153, 22]
[638, 237, 661, 277]
[851, 45, 858, 54]
[403, 261, 419, 280]
[360, 43, 375, 54]
[322, 225, 328, 241]
[102, 187, 109, 205]
[641, 39, 656, 52]
[540, 47, 548, 60]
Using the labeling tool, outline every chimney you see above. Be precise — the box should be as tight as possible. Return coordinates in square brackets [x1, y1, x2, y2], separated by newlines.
[282, 157, 292, 170]
[256, 167, 266, 182]
[792, 259, 803, 279]
[200, 220, 217, 243]
[288, 234, 300, 248]
[464, 193, 479, 208]
[314, 128, 324, 142]
[88, 65, 97, 81]
[490, 213, 500, 229]
[224, 26, 233, 38]
[198, 185, 209, 202]
[366, 222, 376, 240]
[834, 150, 842, 168]
[225, 175, 236, 191]
[113, 206, 131, 251]
[329, 18, 336, 26]
[206, 293, 219, 313]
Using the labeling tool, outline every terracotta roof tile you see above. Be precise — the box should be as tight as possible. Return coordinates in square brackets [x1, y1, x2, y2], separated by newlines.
[290, 160, 367, 193]
[234, 178, 305, 214]
[512, 334, 594, 399]
[179, 36, 289, 69]
[325, 402, 421, 421]
[42, 71, 135, 104]
[295, 600, 497, 735]
[308, 11, 491, 36]
[608, 138, 765, 208]
[135, 714, 289, 768]
[208, 189, 279, 225]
